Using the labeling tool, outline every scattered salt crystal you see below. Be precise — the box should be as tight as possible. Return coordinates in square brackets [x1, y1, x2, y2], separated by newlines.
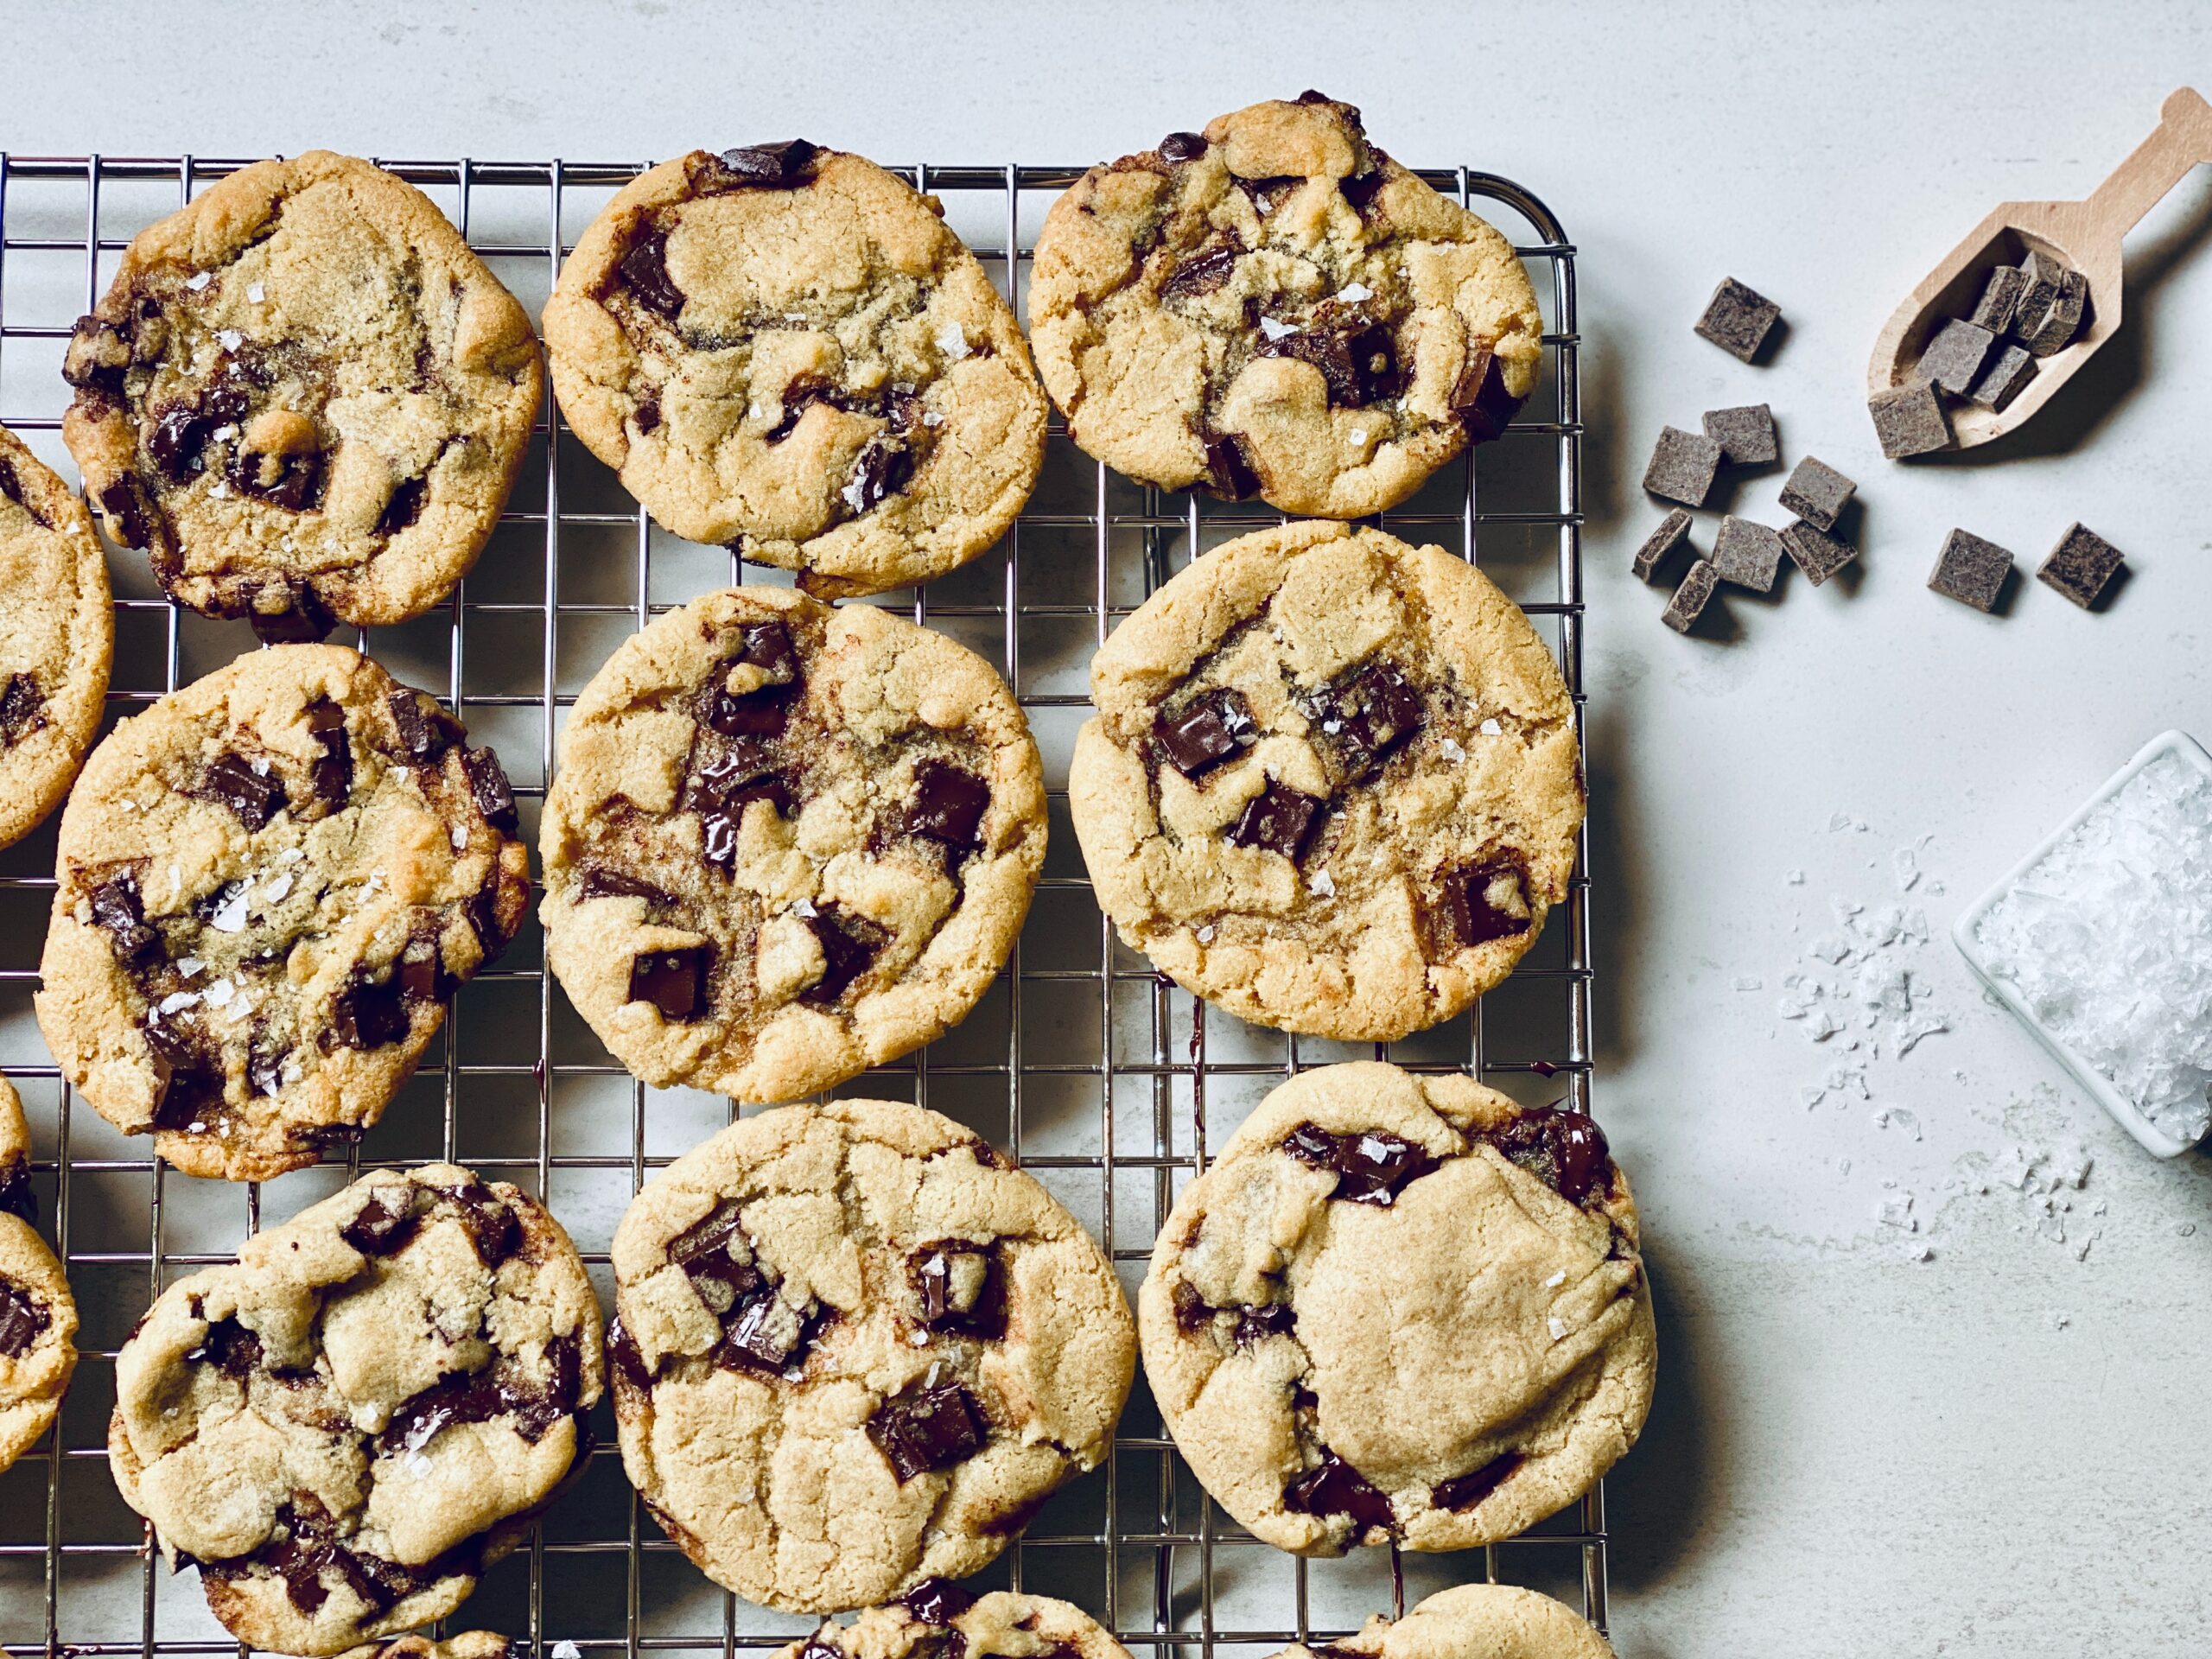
[1543, 1270, 1567, 1288]
[282, 1059, 302, 1084]
[785, 313, 808, 324]
[203, 978, 236, 1008]
[1733, 976, 1763, 991]
[177, 957, 204, 978]
[1439, 736, 1465, 762]
[1321, 718, 1342, 734]
[185, 271, 213, 291]
[2048, 1145, 2093, 1189]
[1346, 429, 1368, 446]
[1800, 1087, 1827, 1109]
[216, 328, 244, 351]
[1479, 717, 1503, 736]
[1258, 316, 1297, 341]
[553, 1643, 582, 1659]
[792, 898, 817, 918]
[450, 824, 467, 849]
[1785, 868, 1805, 885]
[2049, 1310, 2072, 1331]
[1828, 810, 1854, 831]
[1874, 1191, 1915, 1230]
[1894, 1012, 1948, 1054]
[1893, 847, 1922, 891]
[1777, 997, 1808, 1020]
[407, 1453, 433, 1478]
[260, 871, 294, 903]
[246, 282, 266, 303]
[207, 480, 231, 498]
[840, 474, 868, 514]
[156, 991, 200, 1014]
[935, 321, 971, 360]
[1808, 935, 1852, 964]
[1196, 924, 1215, 944]
[1335, 282, 1374, 302]
[212, 423, 238, 442]
[210, 888, 250, 932]
[275, 848, 304, 866]
[921, 410, 944, 427]
[1547, 1317, 1568, 1341]
[1806, 1008, 1841, 1041]
[1311, 868, 1337, 898]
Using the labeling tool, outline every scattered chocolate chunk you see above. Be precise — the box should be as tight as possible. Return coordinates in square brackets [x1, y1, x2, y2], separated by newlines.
[1916, 318, 1996, 398]
[1229, 779, 1323, 862]
[1711, 516, 1786, 594]
[397, 935, 443, 1003]
[1631, 509, 1694, 584]
[193, 753, 285, 832]
[734, 620, 800, 686]
[340, 1187, 423, 1256]
[148, 403, 214, 483]
[1969, 343, 2037, 412]
[1440, 855, 1533, 948]
[631, 944, 711, 1020]
[690, 747, 791, 867]
[1480, 1104, 1611, 1205]
[843, 433, 916, 516]
[1780, 519, 1859, 588]
[0, 1157, 33, 1224]
[901, 1577, 979, 1625]
[0, 461, 29, 521]
[185, 1316, 265, 1376]
[1235, 1301, 1295, 1345]
[0, 1281, 47, 1356]
[1282, 1449, 1395, 1534]
[440, 1179, 521, 1267]
[386, 690, 461, 763]
[331, 977, 409, 1050]
[1236, 174, 1303, 216]
[304, 696, 353, 811]
[803, 906, 884, 1003]
[2015, 250, 2065, 322]
[1869, 379, 1953, 459]
[2037, 522, 2125, 610]
[578, 864, 674, 907]
[1160, 244, 1241, 302]
[1158, 130, 1209, 165]
[1202, 433, 1262, 500]
[1693, 276, 1781, 363]
[461, 746, 518, 831]
[906, 760, 991, 849]
[0, 674, 46, 744]
[718, 1290, 816, 1377]
[1662, 557, 1719, 635]
[1700, 403, 1777, 466]
[714, 140, 820, 188]
[868, 1382, 985, 1482]
[91, 872, 159, 961]
[2018, 268, 2088, 356]
[1777, 455, 1855, 531]
[377, 473, 429, 537]
[910, 1241, 1006, 1339]
[1281, 1123, 1438, 1206]
[618, 224, 685, 318]
[607, 1314, 654, 1395]
[227, 443, 323, 513]
[634, 394, 662, 434]
[99, 478, 155, 550]
[1452, 346, 1522, 442]
[245, 581, 334, 645]
[1258, 320, 1402, 408]
[374, 1344, 575, 1459]
[1327, 662, 1423, 779]
[669, 1202, 748, 1273]
[1969, 265, 2025, 334]
[1642, 425, 1722, 507]
[1432, 1451, 1524, 1512]
[1154, 687, 1255, 779]
[1928, 528, 2014, 612]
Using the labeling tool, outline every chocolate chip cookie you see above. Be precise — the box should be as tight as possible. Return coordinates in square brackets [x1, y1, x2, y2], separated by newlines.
[1069, 520, 1582, 1042]
[606, 1101, 1135, 1611]
[350, 1635, 518, 1659]
[0, 1075, 78, 1475]
[0, 425, 114, 849]
[1139, 1062, 1654, 1555]
[541, 588, 1044, 1102]
[779, 1583, 1131, 1659]
[63, 150, 541, 640]
[1280, 1585, 1615, 1659]
[1030, 92, 1544, 517]
[543, 143, 1047, 598]
[35, 646, 531, 1181]
[109, 1162, 601, 1657]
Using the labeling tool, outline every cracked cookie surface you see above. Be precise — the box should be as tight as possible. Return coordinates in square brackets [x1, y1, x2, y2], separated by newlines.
[1139, 1063, 1654, 1555]
[541, 587, 1044, 1102]
[607, 1101, 1135, 1612]
[1278, 1584, 1615, 1659]
[543, 143, 1047, 598]
[1069, 520, 1582, 1042]
[35, 645, 531, 1181]
[1030, 92, 1544, 518]
[63, 150, 541, 639]
[108, 1162, 601, 1656]
[779, 1583, 1131, 1659]
[0, 425, 113, 850]
[0, 1075, 78, 1474]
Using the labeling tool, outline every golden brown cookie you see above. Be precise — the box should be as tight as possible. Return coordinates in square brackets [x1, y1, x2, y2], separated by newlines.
[778, 1586, 1132, 1659]
[1278, 1585, 1615, 1659]
[0, 1075, 76, 1475]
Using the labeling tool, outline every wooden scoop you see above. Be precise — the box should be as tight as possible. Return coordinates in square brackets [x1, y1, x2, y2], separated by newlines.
[1867, 86, 2212, 448]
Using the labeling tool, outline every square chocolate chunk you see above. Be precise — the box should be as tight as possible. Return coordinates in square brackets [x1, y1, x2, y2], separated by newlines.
[1643, 425, 1724, 506]
[1712, 516, 1787, 594]
[1929, 528, 2013, 612]
[1701, 403, 1778, 466]
[2014, 250, 2066, 333]
[1694, 277, 1781, 363]
[2018, 268, 2088, 356]
[1969, 265, 2025, 334]
[1632, 509, 1694, 583]
[1777, 455, 1856, 531]
[1781, 519, 1859, 587]
[1916, 319, 1996, 398]
[1661, 559, 1719, 633]
[1869, 380, 1953, 458]
[1969, 344, 2037, 412]
[2037, 522, 2125, 609]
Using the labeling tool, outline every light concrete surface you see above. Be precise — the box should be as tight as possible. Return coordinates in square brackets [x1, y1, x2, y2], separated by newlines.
[7, 2, 2212, 1652]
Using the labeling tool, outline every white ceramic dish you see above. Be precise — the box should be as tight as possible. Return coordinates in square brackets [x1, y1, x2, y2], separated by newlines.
[1951, 728, 2212, 1160]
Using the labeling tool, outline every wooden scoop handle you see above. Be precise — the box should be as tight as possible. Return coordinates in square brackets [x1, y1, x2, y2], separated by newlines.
[2081, 87, 2212, 238]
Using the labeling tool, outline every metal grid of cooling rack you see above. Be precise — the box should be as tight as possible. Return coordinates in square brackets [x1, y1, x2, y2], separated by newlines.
[0, 153, 1596, 1658]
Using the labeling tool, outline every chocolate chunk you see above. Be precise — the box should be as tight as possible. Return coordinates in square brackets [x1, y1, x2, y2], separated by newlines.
[619, 224, 685, 318]
[606, 1314, 654, 1395]
[1916, 318, 1996, 398]
[669, 1202, 748, 1270]
[1710, 516, 1786, 594]
[1868, 380, 1953, 459]
[1440, 856, 1533, 948]
[147, 1033, 226, 1133]
[1968, 343, 2037, 412]
[1632, 509, 1694, 584]
[1481, 1105, 1611, 1205]
[910, 1242, 1005, 1339]
[1236, 174, 1302, 215]
[1777, 455, 1855, 531]
[1158, 130, 1209, 164]
[1154, 686, 1255, 779]
[634, 394, 662, 434]
[2037, 522, 2124, 610]
[227, 443, 323, 512]
[245, 581, 335, 645]
[900, 1578, 979, 1625]
[148, 404, 213, 483]
[386, 690, 460, 763]
[0, 1281, 48, 1357]
[1259, 321, 1401, 408]
[906, 760, 991, 848]
[1642, 425, 1722, 507]
[0, 461, 26, 519]
[1432, 1452, 1524, 1512]
[1693, 276, 1781, 363]
[1281, 1449, 1395, 1535]
[377, 474, 429, 537]
[630, 944, 710, 1020]
[99, 478, 155, 549]
[0, 1157, 33, 1224]
[0, 674, 45, 744]
[1452, 346, 1522, 443]
[1969, 265, 2024, 334]
[1229, 779, 1323, 862]
[714, 140, 820, 188]
[803, 906, 884, 1003]
[185, 1316, 265, 1376]
[61, 315, 130, 396]
[1928, 528, 2013, 613]
[2014, 250, 2065, 330]
[842, 433, 915, 516]
[868, 1382, 985, 1482]
[193, 753, 285, 832]
[304, 696, 353, 811]
[1326, 663, 1423, 779]
[1234, 1301, 1296, 1346]
[689, 747, 791, 868]
[719, 1292, 810, 1376]
[1201, 433, 1262, 500]
[248, 1037, 287, 1100]
[2018, 267, 2088, 356]
[578, 864, 674, 907]
[91, 873, 160, 961]
[1160, 243, 1241, 302]
[734, 620, 800, 686]
[397, 938, 442, 1003]
[374, 1356, 557, 1459]
[340, 1187, 423, 1256]
[466, 861, 518, 957]
[458, 745, 518, 831]
[1281, 1123, 1438, 1206]
[440, 1179, 521, 1267]
[1171, 1278, 1211, 1332]
[331, 977, 409, 1050]
[1700, 403, 1777, 466]
[1780, 519, 1859, 588]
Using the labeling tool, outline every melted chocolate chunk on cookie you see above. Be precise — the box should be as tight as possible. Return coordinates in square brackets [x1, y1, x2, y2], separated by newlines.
[1324, 663, 1422, 779]
[374, 1335, 582, 1458]
[909, 1241, 1005, 1340]
[578, 863, 676, 907]
[709, 139, 821, 188]
[1431, 1451, 1524, 1512]
[0, 1154, 33, 1224]
[732, 619, 800, 685]
[460, 745, 518, 832]
[1202, 432, 1262, 500]
[1338, 169, 1389, 213]
[230, 1498, 473, 1618]
[1237, 175, 1304, 216]
[900, 1575, 978, 1625]
[1171, 1278, 1295, 1347]
[1281, 1448, 1395, 1534]
[1160, 242, 1241, 302]
[62, 315, 130, 398]
[905, 760, 991, 849]
[1257, 321, 1402, 409]
[437, 1179, 521, 1267]
[386, 689, 462, 764]
[802, 905, 884, 1004]
[0, 459, 43, 527]
[184, 1315, 268, 1377]
[376, 473, 429, 537]
[303, 696, 353, 812]
[396, 932, 441, 1002]
[1154, 686, 1255, 779]
[618, 224, 686, 319]
[720, 1288, 828, 1378]
[99, 477, 156, 550]
[148, 402, 216, 484]
[1229, 779, 1323, 862]
[245, 579, 336, 645]
[606, 1313, 654, 1395]
[227, 442, 324, 513]
[1281, 1123, 1438, 1206]
[1438, 855, 1532, 950]
[192, 753, 285, 832]
[0, 673, 46, 745]
[630, 944, 710, 1020]
[340, 1186, 423, 1256]
[687, 741, 792, 868]
[868, 1380, 985, 1482]
[798, 1636, 846, 1659]
[330, 976, 409, 1051]
[1479, 1105, 1611, 1206]
[843, 432, 917, 517]
[665, 1203, 823, 1378]
[1453, 346, 1523, 443]
[0, 1279, 48, 1356]
[91, 871, 161, 962]
[145, 1020, 226, 1132]
[1158, 130, 1210, 165]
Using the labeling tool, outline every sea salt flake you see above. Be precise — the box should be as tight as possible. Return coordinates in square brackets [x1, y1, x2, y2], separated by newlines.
[1808, 935, 1852, 964]
[1311, 868, 1337, 898]
[246, 282, 266, 303]
[216, 328, 244, 352]
[1196, 925, 1216, 944]
[1875, 1191, 1916, 1230]
[1894, 1012, 1948, 1054]
[1346, 429, 1368, 446]
[1440, 736, 1466, 762]
[1777, 997, 1809, 1020]
[212, 423, 238, 442]
[1335, 281, 1374, 302]
[1258, 315, 1298, 341]
[1785, 868, 1805, 885]
[935, 321, 971, 360]
[450, 824, 467, 849]
[260, 871, 294, 903]
[275, 847, 304, 865]
[1733, 976, 1764, 991]
[211, 889, 250, 932]
[177, 957, 204, 978]
[203, 978, 236, 1008]
[1479, 717, 1503, 736]
[1543, 1270, 1567, 1287]
[156, 991, 200, 1014]
[553, 1643, 582, 1659]
[207, 480, 231, 498]
[1806, 1008, 1841, 1042]
[921, 410, 944, 427]
[185, 271, 213, 291]
[1547, 1317, 1568, 1341]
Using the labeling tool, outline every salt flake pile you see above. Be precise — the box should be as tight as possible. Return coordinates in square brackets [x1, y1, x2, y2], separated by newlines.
[1974, 750, 2212, 1144]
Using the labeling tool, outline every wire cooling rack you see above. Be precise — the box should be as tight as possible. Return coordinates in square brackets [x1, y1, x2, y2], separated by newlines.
[0, 153, 1596, 1657]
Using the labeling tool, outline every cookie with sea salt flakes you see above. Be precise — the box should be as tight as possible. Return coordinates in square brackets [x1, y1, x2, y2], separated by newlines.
[34, 646, 531, 1182]
[779, 1586, 1133, 1659]
[0, 1074, 78, 1476]
[108, 1162, 601, 1657]
[1029, 91, 1545, 518]
[606, 1101, 1135, 1611]
[1068, 519, 1583, 1042]
[542, 143, 1048, 598]
[1140, 1063, 1655, 1556]
[62, 150, 541, 641]
[1274, 1584, 1616, 1659]
[0, 425, 113, 851]
[539, 586, 1045, 1103]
